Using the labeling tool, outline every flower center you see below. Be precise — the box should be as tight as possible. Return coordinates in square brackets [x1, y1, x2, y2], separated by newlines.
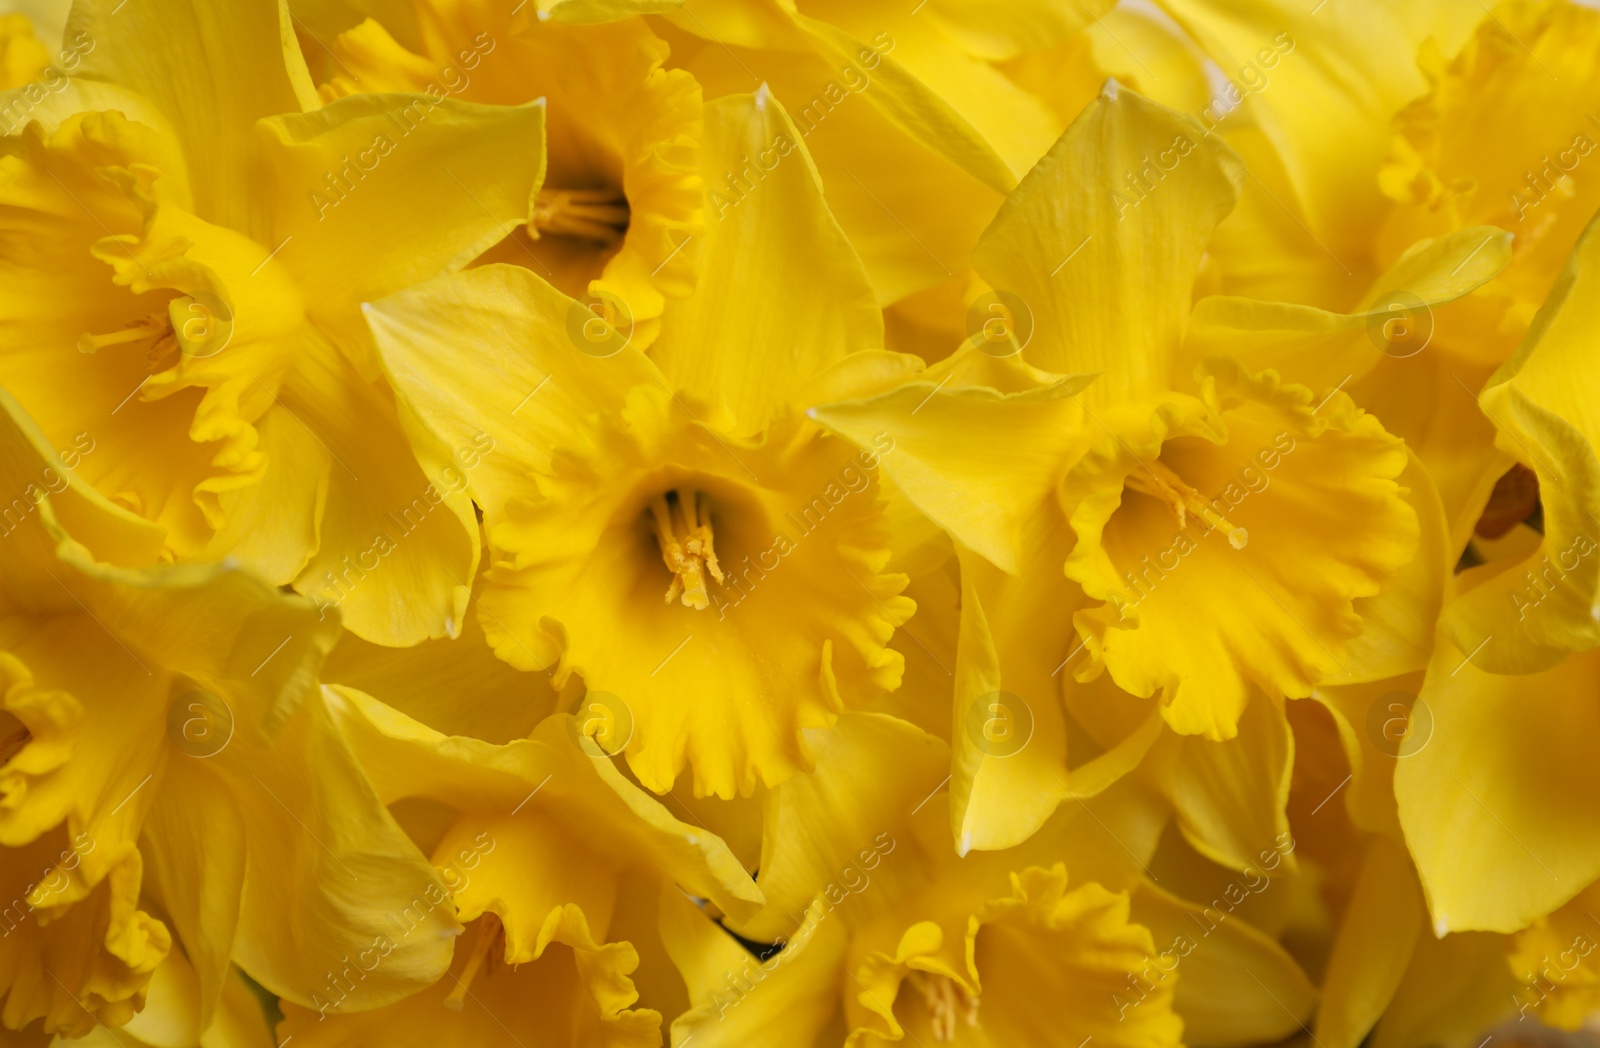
[77, 310, 179, 375]
[1124, 458, 1249, 550]
[648, 488, 726, 610]
[1474, 462, 1541, 539]
[531, 185, 630, 247]
[906, 971, 980, 1042]
[442, 912, 503, 1011]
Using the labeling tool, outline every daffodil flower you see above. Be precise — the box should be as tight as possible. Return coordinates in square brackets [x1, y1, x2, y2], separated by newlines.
[0, 387, 454, 1034]
[668, 712, 1319, 1047]
[315, 0, 704, 349]
[278, 689, 762, 1046]
[0, 0, 552, 645]
[364, 90, 913, 797]
[814, 82, 1421, 850]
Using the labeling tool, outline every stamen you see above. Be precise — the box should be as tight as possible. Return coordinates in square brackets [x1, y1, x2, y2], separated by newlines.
[78, 311, 183, 375]
[648, 489, 725, 610]
[442, 912, 501, 1011]
[1124, 458, 1249, 549]
[531, 186, 630, 246]
[906, 971, 980, 1042]
[77, 312, 170, 354]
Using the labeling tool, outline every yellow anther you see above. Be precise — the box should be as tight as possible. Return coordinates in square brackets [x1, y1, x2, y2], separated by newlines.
[648, 489, 725, 610]
[1124, 458, 1249, 550]
[531, 186, 630, 246]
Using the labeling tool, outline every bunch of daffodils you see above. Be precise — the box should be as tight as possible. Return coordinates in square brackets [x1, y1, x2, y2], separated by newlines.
[0, 0, 1597, 1044]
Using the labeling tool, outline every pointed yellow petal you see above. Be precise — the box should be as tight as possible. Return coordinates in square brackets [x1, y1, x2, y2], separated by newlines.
[1397, 642, 1600, 933]
[257, 94, 548, 360]
[972, 82, 1243, 401]
[1314, 834, 1425, 1048]
[662, 886, 848, 1047]
[1147, 693, 1293, 875]
[1130, 879, 1317, 1045]
[651, 91, 880, 436]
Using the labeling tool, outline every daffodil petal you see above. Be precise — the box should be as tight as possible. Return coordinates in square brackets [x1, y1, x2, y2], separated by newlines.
[1314, 834, 1425, 1048]
[972, 81, 1243, 400]
[1396, 642, 1600, 933]
[257, 93, 548, 370]
[68, 0, 315, 233]
[652, 90, 880, 437]
[1130, 879, 1317, 1046]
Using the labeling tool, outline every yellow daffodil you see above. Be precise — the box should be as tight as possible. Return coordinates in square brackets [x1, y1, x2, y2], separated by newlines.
[312, 0, 704, 349]
[657, 0, 1114, 313]
[1435, 213, 1600, 672]
[814, 82, 1426, 852]
[0, 0, 553, 645]
[277, 689, 762, 1046]
[0, 387, 454, 1035]
[669, 711, 1323, 1047]
[364, 90, 912, 797]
